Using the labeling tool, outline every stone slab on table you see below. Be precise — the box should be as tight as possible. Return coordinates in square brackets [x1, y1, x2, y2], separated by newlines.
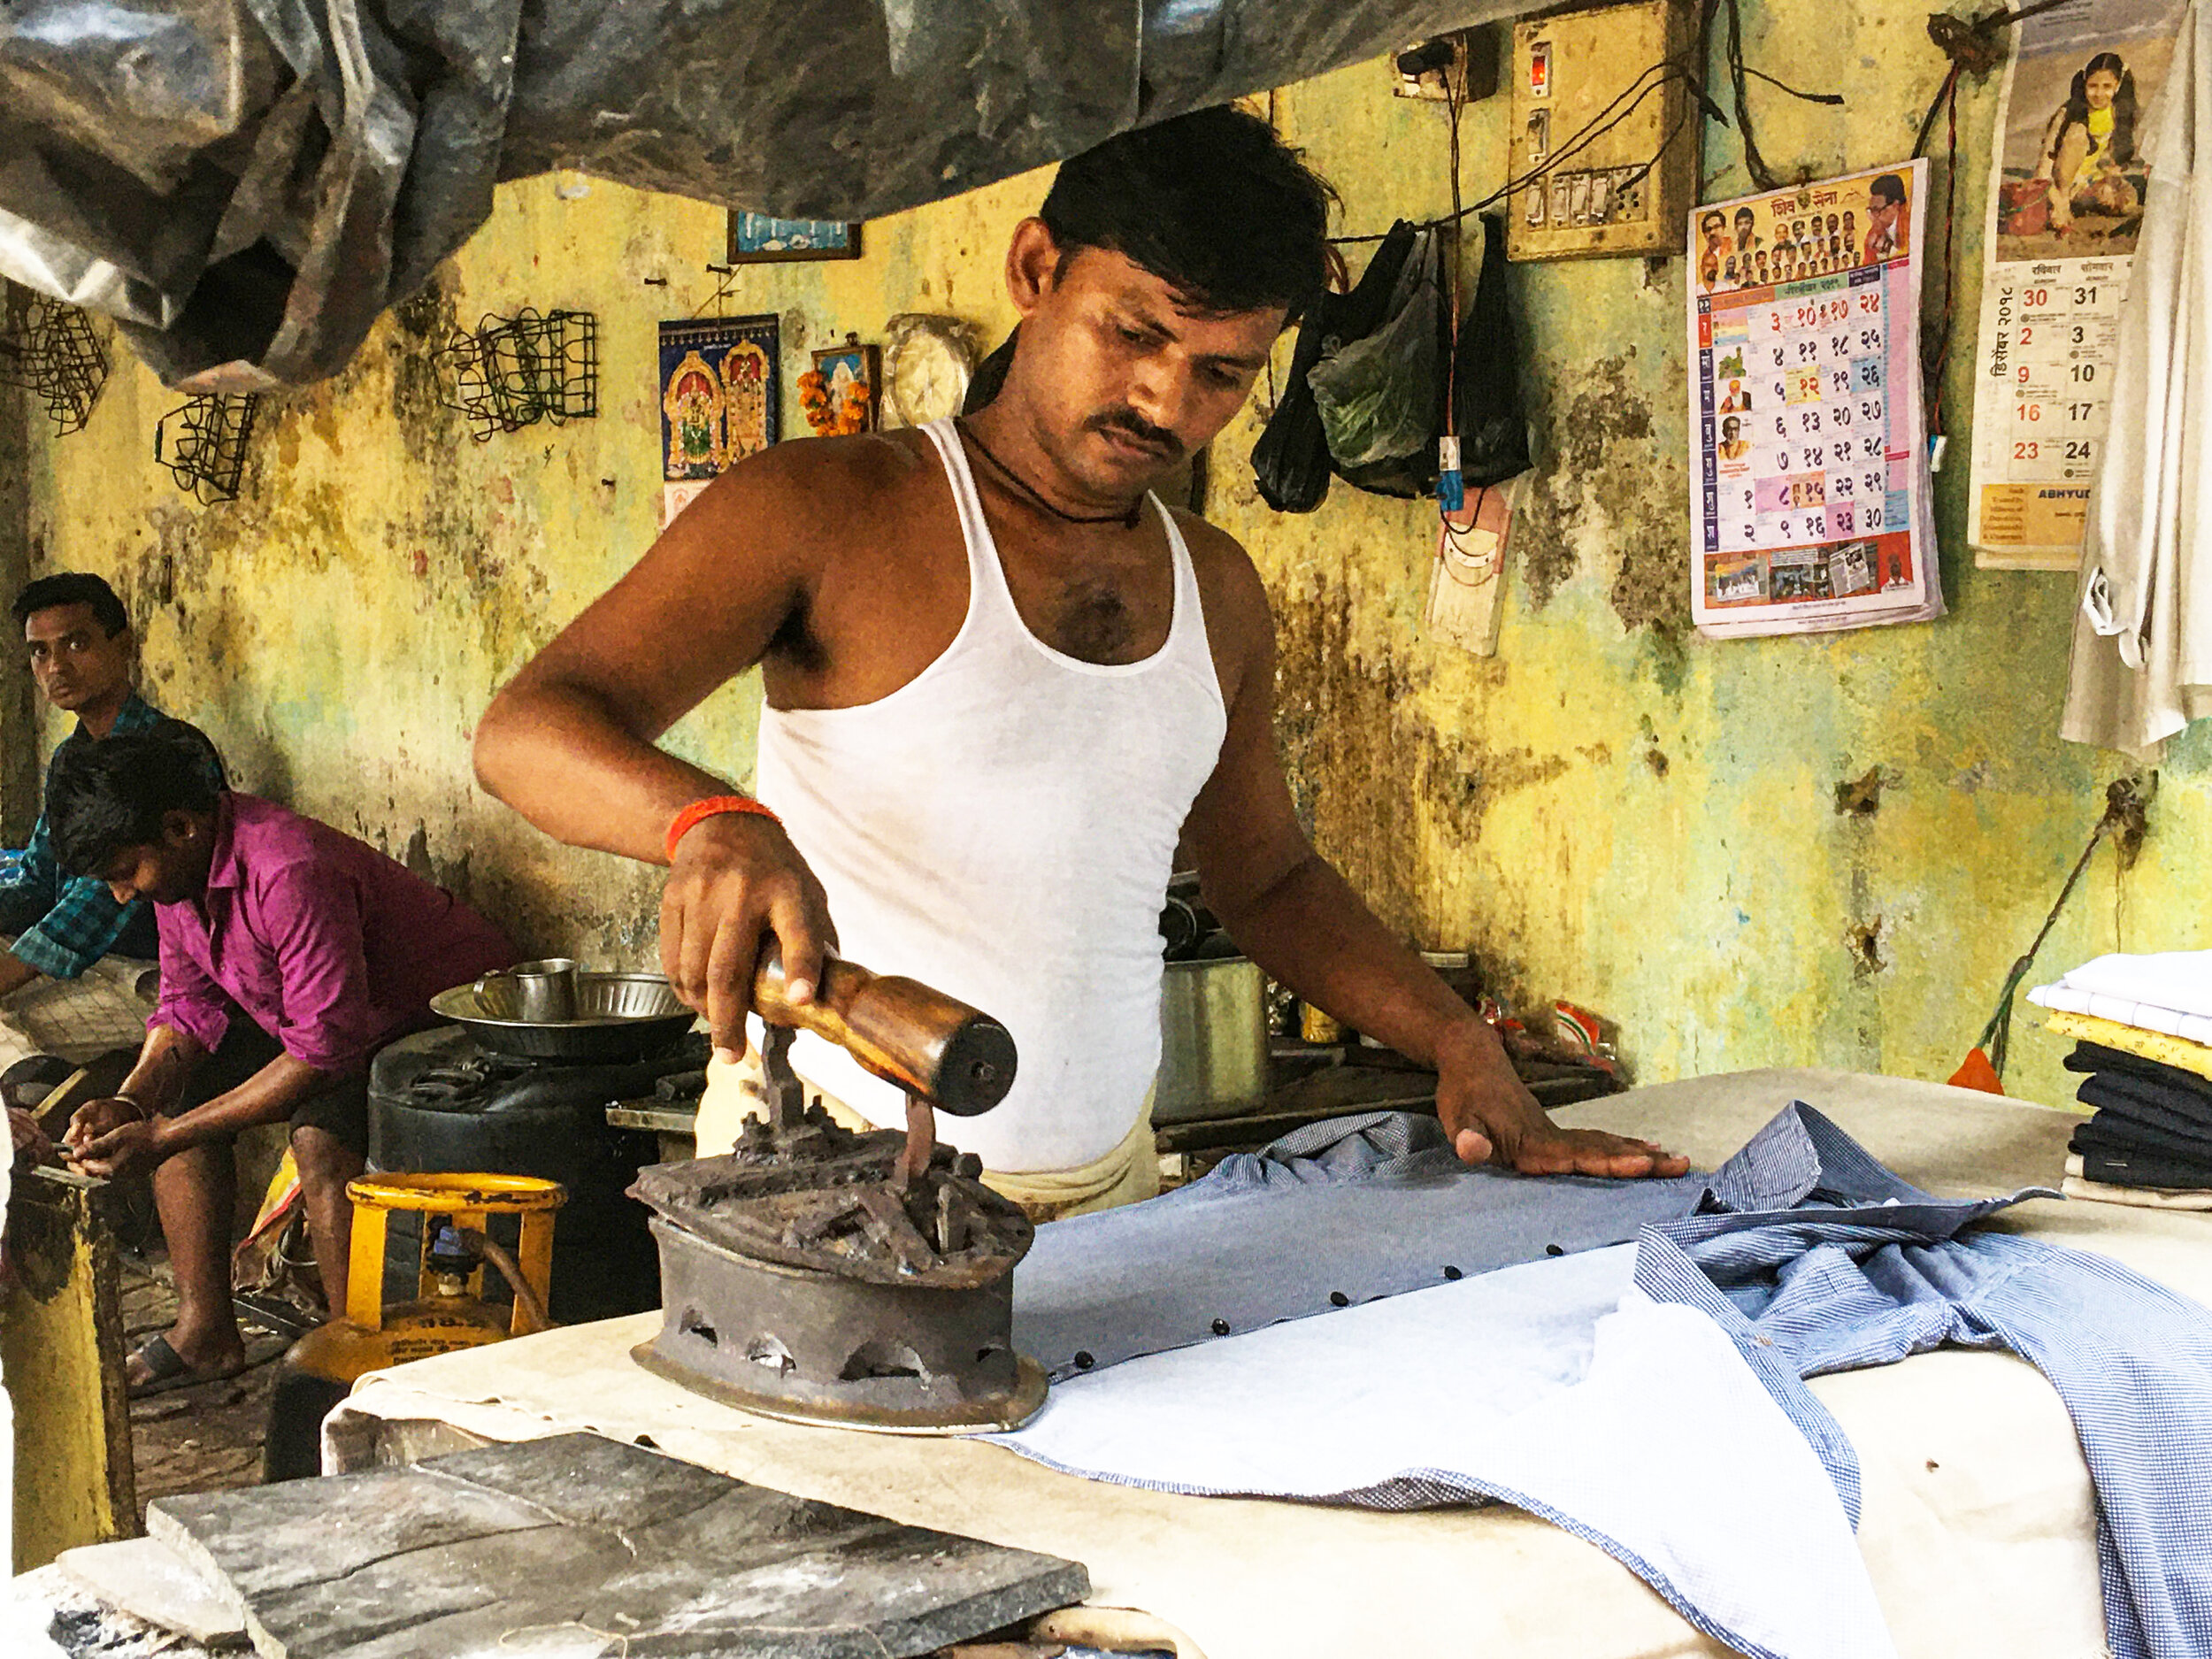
[57, 1537, 247, 1647]
[147, 1431, 1087, 1658]
[10, 1561, 229, 1658]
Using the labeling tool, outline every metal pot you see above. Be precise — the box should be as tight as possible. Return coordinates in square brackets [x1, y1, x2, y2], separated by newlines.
[1155, 956, 1268, 1125]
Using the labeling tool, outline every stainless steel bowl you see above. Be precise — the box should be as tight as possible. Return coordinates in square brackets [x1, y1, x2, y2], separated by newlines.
[430, 972, 698, 1062]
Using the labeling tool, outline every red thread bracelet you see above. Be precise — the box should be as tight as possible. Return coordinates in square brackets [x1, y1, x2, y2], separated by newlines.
[665, 795, 781, 863]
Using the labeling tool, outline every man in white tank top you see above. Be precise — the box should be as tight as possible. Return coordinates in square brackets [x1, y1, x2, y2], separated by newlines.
[475, 109, 1686, 1202]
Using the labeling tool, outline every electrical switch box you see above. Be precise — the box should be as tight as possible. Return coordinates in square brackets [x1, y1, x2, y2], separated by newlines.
[1507, 0, 1700, 262]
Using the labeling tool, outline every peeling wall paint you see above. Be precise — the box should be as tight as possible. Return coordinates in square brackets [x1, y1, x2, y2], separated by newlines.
[19, 1, 2210, 1110]
[1225, 12, 2210, 1110]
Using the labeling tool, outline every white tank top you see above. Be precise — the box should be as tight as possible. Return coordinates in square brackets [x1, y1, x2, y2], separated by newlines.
[752, 419, 1230, 1171]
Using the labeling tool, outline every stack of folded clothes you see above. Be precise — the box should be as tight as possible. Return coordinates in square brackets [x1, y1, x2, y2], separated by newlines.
[2028, 949, 2212, 1210]
[2062, 1041, 2212, 1196]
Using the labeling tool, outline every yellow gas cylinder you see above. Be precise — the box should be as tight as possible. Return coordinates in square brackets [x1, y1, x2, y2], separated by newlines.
[263, 1172, 565, 1481]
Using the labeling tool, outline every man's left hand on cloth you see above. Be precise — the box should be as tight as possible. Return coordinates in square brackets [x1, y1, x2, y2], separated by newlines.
[1435, 1023, 1690, 1179]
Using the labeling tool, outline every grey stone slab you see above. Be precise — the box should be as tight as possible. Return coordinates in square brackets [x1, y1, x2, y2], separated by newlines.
[56, 1537, 248, 1647]
[16, 1559, 232, 1659]
[413, 1428, 737, 1532]
[147, 1432, 1087, 1659]
[149, 1463, 560, 1601]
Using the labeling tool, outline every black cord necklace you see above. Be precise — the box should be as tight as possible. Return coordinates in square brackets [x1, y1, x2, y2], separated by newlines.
[956, 419, 1145, 530]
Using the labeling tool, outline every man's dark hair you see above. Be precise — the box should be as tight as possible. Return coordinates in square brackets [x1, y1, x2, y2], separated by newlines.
[12, 572, 127, 637]
[48, 733, 221, 879]
[1040, 105, 1336, 324]
[1868, 173, 1907, 207]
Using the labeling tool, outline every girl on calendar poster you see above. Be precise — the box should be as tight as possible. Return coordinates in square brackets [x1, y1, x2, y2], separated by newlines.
[1991, 0, 2185, 260]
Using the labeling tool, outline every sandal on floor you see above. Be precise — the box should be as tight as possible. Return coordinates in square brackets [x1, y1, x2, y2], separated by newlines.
[127, 1332, 243, 1400]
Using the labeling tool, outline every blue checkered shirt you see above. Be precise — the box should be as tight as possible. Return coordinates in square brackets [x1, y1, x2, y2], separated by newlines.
[1013, 1102, 2212, 1659]
[1, 694, 227, 979]
[1635, 1103, 2212, 1659]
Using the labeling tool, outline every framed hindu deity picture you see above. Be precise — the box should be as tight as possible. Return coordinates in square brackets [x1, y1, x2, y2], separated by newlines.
[798, 336, 879, 436]
[726, 212, 863, 264]
[657, 314, 780, 527]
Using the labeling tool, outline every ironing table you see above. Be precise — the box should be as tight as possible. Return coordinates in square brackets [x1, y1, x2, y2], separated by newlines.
[328, 1068, 2212, 1659]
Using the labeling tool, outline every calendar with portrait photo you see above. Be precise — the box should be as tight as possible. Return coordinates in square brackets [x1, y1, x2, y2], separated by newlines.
[1686, 162, 1942, 639]
[1965, 0, 2189, 570]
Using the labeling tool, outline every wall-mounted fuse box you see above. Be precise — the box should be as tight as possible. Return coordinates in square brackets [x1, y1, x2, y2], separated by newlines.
[1507, 0, 1700, 261]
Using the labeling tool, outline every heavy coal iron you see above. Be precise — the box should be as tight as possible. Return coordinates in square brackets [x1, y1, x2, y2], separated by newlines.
[630, 1024, 1044, 1432]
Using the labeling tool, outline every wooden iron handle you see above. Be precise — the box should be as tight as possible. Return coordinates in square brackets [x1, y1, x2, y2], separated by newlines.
[753, 956, 1017, 1117]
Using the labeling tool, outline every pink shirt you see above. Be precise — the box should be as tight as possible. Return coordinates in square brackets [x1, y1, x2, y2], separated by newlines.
[152, 795, 516, 1072]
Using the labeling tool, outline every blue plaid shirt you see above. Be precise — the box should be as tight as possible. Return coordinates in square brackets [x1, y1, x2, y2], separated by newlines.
[1009, 1103, 2212, 1659]
[0, 693, 227, 979]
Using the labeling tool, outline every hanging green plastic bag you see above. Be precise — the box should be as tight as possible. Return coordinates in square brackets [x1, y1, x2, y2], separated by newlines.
[1249, 219, 1418, 512]
[1309, 226, 1446, 495]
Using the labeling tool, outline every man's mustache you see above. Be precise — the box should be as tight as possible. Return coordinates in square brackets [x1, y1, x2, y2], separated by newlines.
[1085, 408, 1182, 459]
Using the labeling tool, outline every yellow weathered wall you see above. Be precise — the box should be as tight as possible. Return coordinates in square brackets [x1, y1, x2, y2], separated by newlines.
[24, 173, 1037, 964]
[1225, 14, 2207, 1111]
[22, 1, 2207, 1108]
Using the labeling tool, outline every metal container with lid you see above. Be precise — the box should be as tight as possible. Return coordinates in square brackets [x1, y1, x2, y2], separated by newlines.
[366, 1025, 705, 1325]
[1155, 955, 1269, 1125]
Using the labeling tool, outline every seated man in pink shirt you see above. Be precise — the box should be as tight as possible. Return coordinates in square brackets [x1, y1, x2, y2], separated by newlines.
[49, 733, 516, 1393]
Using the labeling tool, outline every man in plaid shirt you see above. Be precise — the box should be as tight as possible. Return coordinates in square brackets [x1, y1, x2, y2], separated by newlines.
[0, 574, 226, 1001]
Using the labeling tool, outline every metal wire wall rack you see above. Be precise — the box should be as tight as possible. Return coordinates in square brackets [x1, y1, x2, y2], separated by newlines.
[0, 289, 111, 434]
[433, 308, 598, 440]
[154, 395, 261, 503]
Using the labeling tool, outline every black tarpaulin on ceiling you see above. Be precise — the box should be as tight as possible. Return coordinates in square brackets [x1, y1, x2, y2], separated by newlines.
[0, 0, 1513, 392]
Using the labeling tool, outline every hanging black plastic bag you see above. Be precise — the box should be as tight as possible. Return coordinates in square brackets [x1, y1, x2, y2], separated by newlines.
[1248, 219, 1417, 513]
[1450, 215, 1531, 488]
[1310, 226, 1448, 499]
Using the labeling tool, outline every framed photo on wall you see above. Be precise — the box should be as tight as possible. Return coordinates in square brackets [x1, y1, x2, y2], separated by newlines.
[726, 212, 863, 264]
[799, 337, 879, 436]
[657, 313, 780, 526]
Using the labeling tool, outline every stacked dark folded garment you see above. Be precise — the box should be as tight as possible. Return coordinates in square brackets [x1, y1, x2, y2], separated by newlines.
[2064, 1041, 2212, 1189]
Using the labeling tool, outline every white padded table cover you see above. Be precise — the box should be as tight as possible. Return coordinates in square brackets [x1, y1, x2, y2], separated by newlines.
[329, 1069, 2212, 1659]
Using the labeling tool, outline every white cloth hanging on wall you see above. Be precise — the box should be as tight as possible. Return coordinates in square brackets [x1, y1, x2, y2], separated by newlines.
[2062, 0, 2210, 758]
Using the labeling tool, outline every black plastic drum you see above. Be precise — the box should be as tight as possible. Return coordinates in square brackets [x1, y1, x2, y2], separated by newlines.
[367, 1025, 706, 1324]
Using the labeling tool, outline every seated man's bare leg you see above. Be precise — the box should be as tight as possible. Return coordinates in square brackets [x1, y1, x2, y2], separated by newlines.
[141, 1140, 246, 1384]
[290, 1122, 364, 1318]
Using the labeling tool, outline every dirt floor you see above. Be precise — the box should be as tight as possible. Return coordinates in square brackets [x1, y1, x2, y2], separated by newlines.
[116, 1247, 298, 1524]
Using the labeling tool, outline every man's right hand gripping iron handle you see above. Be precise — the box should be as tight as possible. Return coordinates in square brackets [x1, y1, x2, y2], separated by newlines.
[661, 797, 1015, 1116]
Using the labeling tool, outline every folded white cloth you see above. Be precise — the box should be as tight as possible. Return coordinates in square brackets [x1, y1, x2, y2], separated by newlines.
[2027, 950, 2212, 1045]
[2062, 1153, 2212, 1211]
